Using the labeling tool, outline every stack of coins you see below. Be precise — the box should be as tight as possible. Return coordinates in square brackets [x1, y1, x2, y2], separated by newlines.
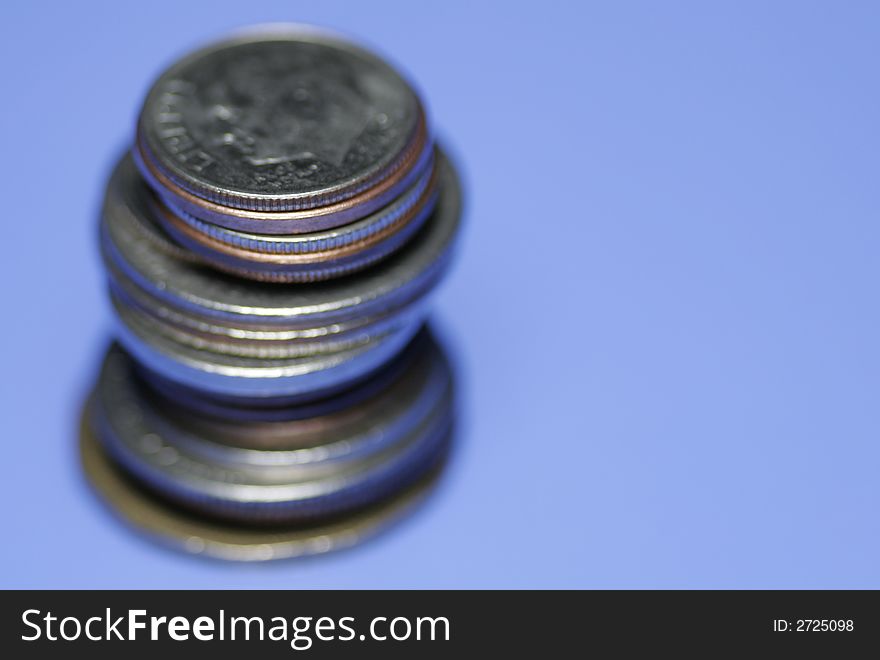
[133, 29, 438, 284]
[85, 27, 462, 558]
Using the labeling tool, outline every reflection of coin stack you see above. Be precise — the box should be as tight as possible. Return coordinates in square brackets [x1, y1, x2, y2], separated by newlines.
[85, 28, 462, 559]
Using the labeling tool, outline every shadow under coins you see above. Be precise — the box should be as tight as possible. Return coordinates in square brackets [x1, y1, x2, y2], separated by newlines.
[78, 325, 458, 563]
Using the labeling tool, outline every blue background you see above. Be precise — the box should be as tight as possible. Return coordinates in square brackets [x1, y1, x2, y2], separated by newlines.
[2, 1, 878, 588]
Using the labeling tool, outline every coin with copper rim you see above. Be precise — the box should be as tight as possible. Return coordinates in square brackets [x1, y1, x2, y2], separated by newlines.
[137, 27, 426, 214]
[80, 409, 448, 561]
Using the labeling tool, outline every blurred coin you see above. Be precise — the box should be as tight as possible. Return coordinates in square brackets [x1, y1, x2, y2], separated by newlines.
[137, 328, 427, 422]
[90, 329, 454, 523]
[113, 301, 422, 399]
[80, 413, 448, 562]
[108, 274, 426, 358]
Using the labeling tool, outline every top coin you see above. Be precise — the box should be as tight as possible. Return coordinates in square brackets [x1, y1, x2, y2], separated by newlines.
[137, 28, 424, 212]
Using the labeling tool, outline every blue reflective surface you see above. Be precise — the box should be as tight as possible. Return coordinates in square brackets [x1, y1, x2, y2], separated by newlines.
[2, 1, 878, 588]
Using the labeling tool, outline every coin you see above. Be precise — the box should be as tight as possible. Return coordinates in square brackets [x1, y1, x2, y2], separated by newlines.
[110, 286, 427, 359]
[137, 28, 425, 213]
[135, 118, 432, 235]
[80, 411, 448, 561]
[89, 329, 454, 523]
[155, 153, 437, 256]
[136, 327, 429, 421]
[114, 301, 422, 399]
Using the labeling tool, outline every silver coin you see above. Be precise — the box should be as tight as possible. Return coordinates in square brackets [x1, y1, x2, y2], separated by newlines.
[80, 404, 448, 561]
[137, 27, 424, 212]
[91, 334, 453, 523]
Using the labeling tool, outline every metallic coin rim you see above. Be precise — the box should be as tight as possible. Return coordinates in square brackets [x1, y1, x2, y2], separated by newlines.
[137, 327, 434, 422]
[95, 399, 451, 520]
[108, 269, 425, 339]
[111, 286, 429, 359]
[92, 344, 453, 519]
[147, 333, 440, 453]
[80, 403, 444, 561]
[101, 150, 462, 324]
[161, 154, 436, 254]
[97, 340, 448, 473]
[136, 119, 431, 234]
[114, 310, 424, 399]
[154, 166, 438, 265]
[157, 187, 438, 283]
